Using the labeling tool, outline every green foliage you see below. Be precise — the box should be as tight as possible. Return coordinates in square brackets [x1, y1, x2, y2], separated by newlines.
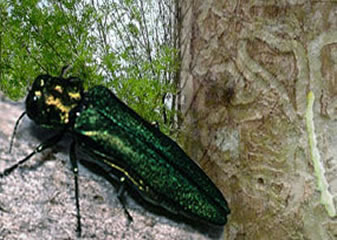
[0, 0, 180, 135]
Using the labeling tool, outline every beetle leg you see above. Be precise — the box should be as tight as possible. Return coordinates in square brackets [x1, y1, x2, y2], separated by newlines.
[69, 140, 82, 237]
[0, 132, 64, 177]
[117, 178, 133, 222]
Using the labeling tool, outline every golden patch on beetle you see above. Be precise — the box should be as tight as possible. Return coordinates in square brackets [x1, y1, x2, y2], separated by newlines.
[35, 91, 42, 97]
[45, 95, 76, 124]
[68, 91, 81, 100]
[54, 85, 63, 93]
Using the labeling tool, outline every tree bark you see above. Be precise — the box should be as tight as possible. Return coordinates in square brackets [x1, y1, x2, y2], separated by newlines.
[180, 1, 337, 239]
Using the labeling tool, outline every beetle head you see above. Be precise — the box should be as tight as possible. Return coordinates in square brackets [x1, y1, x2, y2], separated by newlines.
[26, 74, 83, 129]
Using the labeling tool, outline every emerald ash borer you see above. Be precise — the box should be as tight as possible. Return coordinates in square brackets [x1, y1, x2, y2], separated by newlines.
[1, 74, 230, 236]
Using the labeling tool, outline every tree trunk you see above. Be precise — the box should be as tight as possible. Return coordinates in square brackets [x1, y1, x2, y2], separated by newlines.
[180, 1, 337, 239]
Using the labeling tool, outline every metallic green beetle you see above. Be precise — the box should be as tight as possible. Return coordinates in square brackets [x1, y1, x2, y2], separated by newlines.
[1, 74, 230, 236]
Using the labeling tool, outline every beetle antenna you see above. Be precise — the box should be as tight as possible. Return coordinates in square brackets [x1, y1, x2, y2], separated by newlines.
[8, 111, 26, 153]
[60, 65, 72, 78]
